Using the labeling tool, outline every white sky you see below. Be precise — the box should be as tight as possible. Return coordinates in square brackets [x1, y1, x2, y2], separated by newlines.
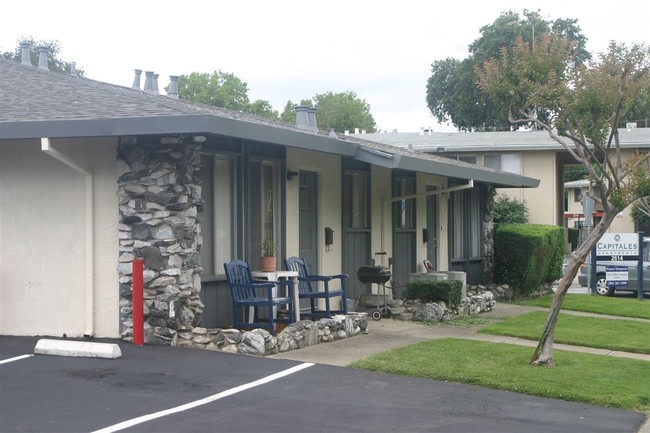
[1, 0, 648, 132]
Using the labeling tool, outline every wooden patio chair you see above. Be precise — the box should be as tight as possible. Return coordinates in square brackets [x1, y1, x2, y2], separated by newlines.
[223, 259, 293, 335]
[283, 256, 348, 319]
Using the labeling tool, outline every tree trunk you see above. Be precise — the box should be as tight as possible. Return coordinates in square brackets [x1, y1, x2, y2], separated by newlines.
[529, 216, 615, 366]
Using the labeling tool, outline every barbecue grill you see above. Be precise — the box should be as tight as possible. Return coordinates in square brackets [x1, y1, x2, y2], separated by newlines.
[357, 265, 392, 320]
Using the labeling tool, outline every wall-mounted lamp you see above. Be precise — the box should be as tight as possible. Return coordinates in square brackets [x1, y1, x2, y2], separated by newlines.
[286, 170, 299, 181]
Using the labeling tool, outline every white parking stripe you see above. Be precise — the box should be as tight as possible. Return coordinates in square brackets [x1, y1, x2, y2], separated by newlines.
[91, 362, 315, 433]
[0, 354, 33, 365]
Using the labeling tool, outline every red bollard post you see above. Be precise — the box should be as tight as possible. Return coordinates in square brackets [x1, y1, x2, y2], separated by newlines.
[132, 259, 144, 346]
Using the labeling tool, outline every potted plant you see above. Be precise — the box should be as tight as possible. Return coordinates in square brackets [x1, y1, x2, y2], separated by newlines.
[260, 238, 276, 272]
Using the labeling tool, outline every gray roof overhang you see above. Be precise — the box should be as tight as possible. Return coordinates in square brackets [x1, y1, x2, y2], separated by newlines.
[0, 114, 357, 157]
[354, 147, 539, 188]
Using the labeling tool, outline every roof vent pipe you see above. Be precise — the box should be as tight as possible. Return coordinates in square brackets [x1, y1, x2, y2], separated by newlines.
[307, 107, 318, 132]
[70, 62, 77, 76]
[131, 69, 142, 90]
[153, 73, 160, 95]
[294, 105, 311, 131]
[167, 75, 179, 99]
[37, 46, 49, 71]
[20, 42, 31, 66]
[143, 71, 154, 94]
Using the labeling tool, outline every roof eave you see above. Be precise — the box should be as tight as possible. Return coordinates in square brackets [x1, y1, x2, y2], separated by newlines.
[0, 115, 358, 157]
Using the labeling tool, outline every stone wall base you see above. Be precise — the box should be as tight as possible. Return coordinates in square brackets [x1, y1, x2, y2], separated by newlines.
[171, 313, 368, 356]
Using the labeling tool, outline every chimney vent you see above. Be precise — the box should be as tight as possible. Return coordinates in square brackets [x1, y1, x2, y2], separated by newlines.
[20, 42, 31, 66]
[37, 46, 49, 71]
[153, 73, 160, 95]
[329, 128, 337, 138]
[167, 75, 179, 99]
[307, 107, 318, 132]
[70, 62, 77, 76]
[132, 69, 142, 90]
[294, 105, 311, 131]
[143, 71, 154, 94]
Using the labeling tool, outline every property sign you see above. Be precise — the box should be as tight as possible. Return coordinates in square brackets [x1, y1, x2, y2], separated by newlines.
[606, 265, 629, 287]
[596, 233, 639, 262]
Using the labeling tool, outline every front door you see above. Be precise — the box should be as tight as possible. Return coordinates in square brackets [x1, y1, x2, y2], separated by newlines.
[343, 166, 371, 300]
[298, 171, 319, 273]
[426, 185, 438, 269]
[392, 173, 416, 298]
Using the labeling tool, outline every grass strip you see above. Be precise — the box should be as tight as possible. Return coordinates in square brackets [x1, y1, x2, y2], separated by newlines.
[351, 338, 650, 411]
[514, 294, 650, 320]
[479, 311, 650, 354]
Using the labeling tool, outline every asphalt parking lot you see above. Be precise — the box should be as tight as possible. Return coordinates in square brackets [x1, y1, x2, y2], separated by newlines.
[1, 335, 645, 433]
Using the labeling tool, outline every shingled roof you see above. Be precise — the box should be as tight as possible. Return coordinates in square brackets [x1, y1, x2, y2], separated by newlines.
[0, 58, 539, 188]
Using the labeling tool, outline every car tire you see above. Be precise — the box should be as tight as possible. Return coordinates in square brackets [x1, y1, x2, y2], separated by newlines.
[595, 273, 615, 296]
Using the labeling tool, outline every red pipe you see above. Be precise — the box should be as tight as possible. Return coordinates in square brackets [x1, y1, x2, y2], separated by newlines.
[132, 259, 144, 346]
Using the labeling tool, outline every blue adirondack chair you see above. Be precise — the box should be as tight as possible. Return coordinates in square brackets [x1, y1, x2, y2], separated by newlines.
[223, 259, 293, 335]
[283, 256, 348, 319]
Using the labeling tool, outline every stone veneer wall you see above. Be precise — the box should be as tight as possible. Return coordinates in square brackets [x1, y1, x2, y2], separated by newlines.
[483, 186, 496, 284]
[116, 136, 204, 344]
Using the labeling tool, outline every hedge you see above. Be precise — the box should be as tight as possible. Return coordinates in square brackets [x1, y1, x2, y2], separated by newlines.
[406, 280, 463, 310]
[494, 224, 564, 296]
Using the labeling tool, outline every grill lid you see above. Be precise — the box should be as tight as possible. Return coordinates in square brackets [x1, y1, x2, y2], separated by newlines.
[357, 265, 391, 284]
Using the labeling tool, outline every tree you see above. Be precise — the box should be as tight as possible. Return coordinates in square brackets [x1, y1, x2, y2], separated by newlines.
[247, 100, 279, 119]
[426, 10, 588, 131]
[477, 34, 650, 366]
[493, 195, 529, 224]
[1, 37, 84, 76]
[312, 91, 376, 133]
[177, 71, 251, 111]
[280, 93, 376, 133]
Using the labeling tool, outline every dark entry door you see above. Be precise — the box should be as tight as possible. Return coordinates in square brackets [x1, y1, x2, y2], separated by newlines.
[342, 167, 371, 300]
[299, 171, 319, 273]
[426, 185, 437, 269]
[392, 174, 416, 298]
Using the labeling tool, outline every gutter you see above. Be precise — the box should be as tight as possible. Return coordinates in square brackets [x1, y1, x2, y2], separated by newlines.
[41, 138, 95, 337]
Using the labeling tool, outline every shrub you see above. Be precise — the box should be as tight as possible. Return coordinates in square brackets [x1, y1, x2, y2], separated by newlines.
[493, 194, 529, 224]
[406, 280, 463, 310]
[494, 224, 564, 296]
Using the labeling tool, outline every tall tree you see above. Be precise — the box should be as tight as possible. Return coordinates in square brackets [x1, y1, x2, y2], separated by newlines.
[312, 91, 376, 133]
[477, 35, 650, 366]
[247, 99, 279, 119]
[427, 10, 588, 131]
[1, 37, 84, 76]
[177, 71, 251, 111]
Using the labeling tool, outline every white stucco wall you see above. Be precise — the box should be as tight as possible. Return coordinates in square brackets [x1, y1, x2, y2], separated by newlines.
[0, 138, 118, 338]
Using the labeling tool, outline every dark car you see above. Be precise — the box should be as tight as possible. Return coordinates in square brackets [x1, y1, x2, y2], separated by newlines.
[579, 237, 650, 296]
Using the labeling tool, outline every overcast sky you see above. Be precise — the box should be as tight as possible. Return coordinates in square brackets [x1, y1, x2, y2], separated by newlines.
[1, 1, 648, 132]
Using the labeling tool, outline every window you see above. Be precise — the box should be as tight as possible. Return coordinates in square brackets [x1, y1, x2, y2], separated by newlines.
[248, 159, 281, 270]
[444, 155, 477, 165]
[484, 154, 521, 174]
[200, 153, 236, 275]
[344, 170, 369, 229]
[393, 175, 415, 230]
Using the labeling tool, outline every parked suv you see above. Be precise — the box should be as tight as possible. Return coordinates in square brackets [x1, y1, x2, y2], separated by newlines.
[579, 237, 650, 296]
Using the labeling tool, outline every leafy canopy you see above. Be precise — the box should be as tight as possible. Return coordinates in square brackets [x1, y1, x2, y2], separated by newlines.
[426, 9, 588, 131]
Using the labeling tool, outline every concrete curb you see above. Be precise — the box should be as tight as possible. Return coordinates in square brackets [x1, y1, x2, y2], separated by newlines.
[34, 339, 122, 359]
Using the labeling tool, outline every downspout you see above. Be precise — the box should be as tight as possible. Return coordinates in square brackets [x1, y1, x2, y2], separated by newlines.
[41, 138, 95, 337]
[379, 180, 474, 261]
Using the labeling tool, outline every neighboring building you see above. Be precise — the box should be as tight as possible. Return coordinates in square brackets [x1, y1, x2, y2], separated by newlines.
[0, 57, 538, 341]
[353, 128, 650, 234]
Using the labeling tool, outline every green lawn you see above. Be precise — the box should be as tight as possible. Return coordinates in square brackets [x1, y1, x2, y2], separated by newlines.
[351, 338, 650, 411]
[515, 294, 650, 319]
[479, 311, 650, 354]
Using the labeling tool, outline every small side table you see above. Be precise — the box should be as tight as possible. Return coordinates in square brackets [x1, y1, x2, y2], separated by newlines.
[251, 270, 300, 322]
